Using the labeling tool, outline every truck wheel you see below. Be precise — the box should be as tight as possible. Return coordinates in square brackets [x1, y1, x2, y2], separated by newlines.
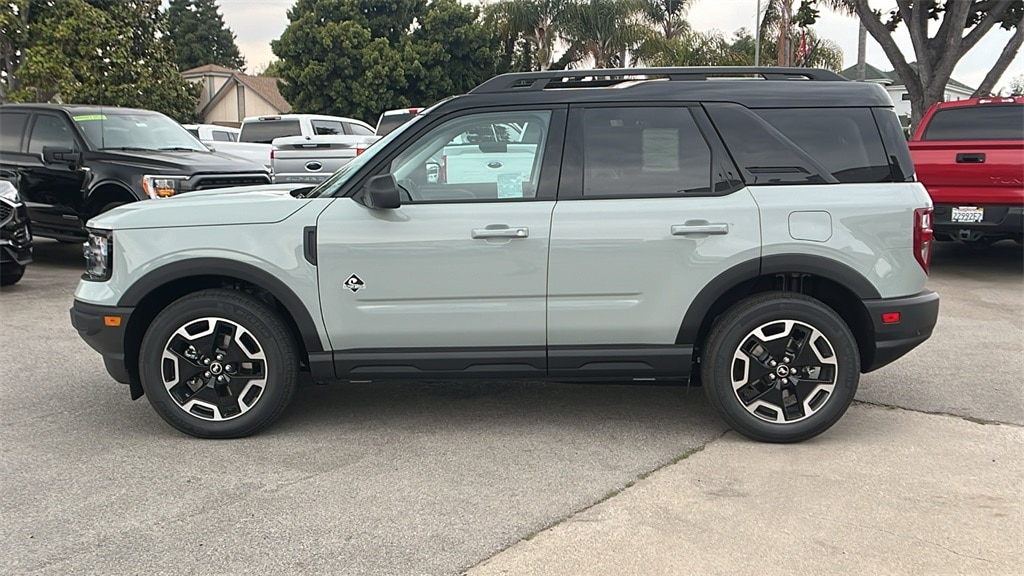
[1, 263, 25, 286]
[139, 289, 298, 438]
[701, 292, 860, 443]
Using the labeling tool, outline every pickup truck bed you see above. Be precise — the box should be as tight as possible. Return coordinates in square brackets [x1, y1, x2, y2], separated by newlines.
[909, 97, 1024, 245]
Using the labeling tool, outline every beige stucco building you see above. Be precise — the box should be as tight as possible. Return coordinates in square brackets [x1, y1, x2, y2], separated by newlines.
[182, 64, 292, 128]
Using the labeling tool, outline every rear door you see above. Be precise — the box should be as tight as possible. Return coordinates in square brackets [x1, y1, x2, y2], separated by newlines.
[546, 104, 762, 377]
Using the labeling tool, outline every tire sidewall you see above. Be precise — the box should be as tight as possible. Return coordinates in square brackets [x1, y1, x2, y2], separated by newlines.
[703, 296, 860, 443]
[139, 292, 296, 438]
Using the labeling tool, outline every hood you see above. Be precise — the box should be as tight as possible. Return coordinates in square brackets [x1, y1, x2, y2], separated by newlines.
[92, 149, 268, 174]
[88, 183, 315, 230]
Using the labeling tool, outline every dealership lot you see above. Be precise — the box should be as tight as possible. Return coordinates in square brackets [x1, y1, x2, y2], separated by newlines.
[1, 239, 1021, 575]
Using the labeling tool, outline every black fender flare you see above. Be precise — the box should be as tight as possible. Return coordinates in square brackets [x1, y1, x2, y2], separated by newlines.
[118, 257, 325, 354]
[676, 254, 880, 345]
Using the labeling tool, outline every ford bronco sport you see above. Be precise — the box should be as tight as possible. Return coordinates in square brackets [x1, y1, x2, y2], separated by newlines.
[70, 67, 940, 442]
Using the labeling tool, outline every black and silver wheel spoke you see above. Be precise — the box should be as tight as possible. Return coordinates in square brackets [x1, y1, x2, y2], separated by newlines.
[732, 319, 838, 424]
[160, 316, 268, 422]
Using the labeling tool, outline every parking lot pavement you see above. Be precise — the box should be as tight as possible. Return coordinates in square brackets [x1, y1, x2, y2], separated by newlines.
[1, 239, 1021, 575]
[467, 404, 1024, 576]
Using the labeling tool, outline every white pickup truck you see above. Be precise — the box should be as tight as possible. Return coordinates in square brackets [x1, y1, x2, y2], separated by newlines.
[183, 124, 273, 172]
[238, 114, 379, 184]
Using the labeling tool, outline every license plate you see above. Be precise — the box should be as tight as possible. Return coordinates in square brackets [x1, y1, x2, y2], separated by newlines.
[951, 206, 984, 223]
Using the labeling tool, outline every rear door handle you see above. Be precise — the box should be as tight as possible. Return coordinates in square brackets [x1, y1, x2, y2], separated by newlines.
[472, 226, 529, 239]
[956, 153, 986, 164]
[671, 223, 729, 236]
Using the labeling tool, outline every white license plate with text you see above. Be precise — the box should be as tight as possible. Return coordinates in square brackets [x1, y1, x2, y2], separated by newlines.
[951, 206, 984, 223]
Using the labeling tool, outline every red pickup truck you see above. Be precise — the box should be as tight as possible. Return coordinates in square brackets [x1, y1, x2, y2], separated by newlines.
[908, 96, 1023, 246]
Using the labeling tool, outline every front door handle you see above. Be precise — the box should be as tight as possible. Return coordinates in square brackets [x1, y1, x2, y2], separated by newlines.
[671, 222, 729, 236]
[472, 226, 529, 239]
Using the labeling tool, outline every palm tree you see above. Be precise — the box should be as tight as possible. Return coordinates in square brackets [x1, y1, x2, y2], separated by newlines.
[759, 0, 851, 66]
[485, 0, 567, 71]
[635, 29, 747, 67]
[559, 0, 652, 68]
[641, 0, 693, 40]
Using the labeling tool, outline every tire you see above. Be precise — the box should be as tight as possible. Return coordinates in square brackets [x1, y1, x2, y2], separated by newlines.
[701, 291, 860, 443]
[139, 289, 298, 438]
[1, 263, 25, 286]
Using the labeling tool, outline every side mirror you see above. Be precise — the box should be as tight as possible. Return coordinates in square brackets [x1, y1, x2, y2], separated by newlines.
[42, 146, 81, 166]
[363, 174, 402, 210]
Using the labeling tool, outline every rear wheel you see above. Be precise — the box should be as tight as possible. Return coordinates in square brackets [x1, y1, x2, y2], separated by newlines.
[701, 292, 860, 443]
[139, 289, 298, 438]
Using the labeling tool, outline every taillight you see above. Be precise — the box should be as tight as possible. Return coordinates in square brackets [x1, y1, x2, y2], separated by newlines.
[914, 207, 934, 273]
[355, 146, 366, 156]
[270, 149, 275, 159]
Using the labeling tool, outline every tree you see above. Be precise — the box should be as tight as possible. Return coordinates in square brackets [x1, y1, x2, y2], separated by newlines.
[165, 0, 246, 71]
[485, 0, 567, 70]
[641, 0, 693, 40]
[6, 0, 200, 121]
[272, 0, 502, 122]
[560, 0, 652, 67]
[818, 0, 1024, 129]
[1008, 73, 1024, 95]
[759, 0, 849, 66]
[636, 30, 745, 66]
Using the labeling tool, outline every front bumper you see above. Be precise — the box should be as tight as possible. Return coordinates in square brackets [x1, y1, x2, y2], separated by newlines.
[1, 200, 33, 265]
[933, 204, 1023, 241]
[862, 291, 940, 372]
[70, 300, 134, 388]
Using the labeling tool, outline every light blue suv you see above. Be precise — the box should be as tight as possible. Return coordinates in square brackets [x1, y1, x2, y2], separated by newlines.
[71, 67, 940, 442]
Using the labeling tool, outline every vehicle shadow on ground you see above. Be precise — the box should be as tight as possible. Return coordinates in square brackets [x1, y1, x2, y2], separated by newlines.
[27, 239, 85, 270]
[930, 240, 1023, 279]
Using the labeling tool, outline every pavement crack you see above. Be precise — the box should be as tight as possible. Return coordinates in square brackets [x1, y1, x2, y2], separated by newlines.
[802, 514, 993, 564]
[853, 400, 1023, 428]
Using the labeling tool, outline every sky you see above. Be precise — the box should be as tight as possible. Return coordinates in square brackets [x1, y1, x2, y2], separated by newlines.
[216, 0, 1024, 91]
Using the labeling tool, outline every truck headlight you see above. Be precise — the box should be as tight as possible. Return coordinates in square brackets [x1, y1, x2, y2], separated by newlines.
[142, 175, 185, 199]
[83, 229, 112, 281]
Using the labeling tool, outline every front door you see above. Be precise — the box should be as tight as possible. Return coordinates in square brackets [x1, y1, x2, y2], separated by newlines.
[315, 107, 566, 379]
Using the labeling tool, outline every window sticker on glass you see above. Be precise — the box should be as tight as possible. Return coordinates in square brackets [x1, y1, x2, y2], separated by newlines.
[497, 173, 525, 198]
[73, 115, 107, 122]
[642, 128, 679, 172]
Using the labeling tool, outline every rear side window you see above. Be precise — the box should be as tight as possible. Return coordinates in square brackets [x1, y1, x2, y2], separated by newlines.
[756, 108, 891, 183]
[705, 103, 831, 185]
[0, 112, 28, 151]
[311, 120, 344, 136]
[582, 107, 712, 196]
[345, 122, 374, 136]
[923, 105, 1024, 141]
[239, 120, 301, 143]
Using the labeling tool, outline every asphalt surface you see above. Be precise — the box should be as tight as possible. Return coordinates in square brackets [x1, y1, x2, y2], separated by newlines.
[1, 238, 1021, 575]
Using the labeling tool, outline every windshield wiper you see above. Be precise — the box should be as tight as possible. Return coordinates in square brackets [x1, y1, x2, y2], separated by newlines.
[158, 147, 201, 152]
[100, 146, 157, 152]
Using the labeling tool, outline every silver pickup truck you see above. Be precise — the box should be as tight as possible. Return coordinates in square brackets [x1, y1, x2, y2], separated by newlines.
[238, 114, 379, 184]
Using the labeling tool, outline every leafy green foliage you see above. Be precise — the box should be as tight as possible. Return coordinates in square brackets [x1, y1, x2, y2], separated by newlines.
[6, 0, 200, 121]
[272, 0, 499, 122]
[165, 0, 246, 71]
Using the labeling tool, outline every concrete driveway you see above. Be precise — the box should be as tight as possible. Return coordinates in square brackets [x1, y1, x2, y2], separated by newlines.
[1, 239, 1020, 575]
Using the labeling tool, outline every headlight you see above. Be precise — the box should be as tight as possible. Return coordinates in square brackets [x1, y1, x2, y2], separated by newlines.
[83, 230, 112, 281]
[142, 175, 186, 199]
[0, 181, 19, 203]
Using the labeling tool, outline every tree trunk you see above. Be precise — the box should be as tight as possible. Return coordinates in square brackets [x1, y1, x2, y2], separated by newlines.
[973, 23, 1024, 97]
[856, 21, 866, 81]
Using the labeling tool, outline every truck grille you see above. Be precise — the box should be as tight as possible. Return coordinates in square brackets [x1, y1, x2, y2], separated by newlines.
[191, 175, 271, 191]
[0, 203, 11, 223]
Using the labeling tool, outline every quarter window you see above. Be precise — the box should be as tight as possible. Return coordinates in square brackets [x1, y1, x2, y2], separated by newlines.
[387, 110, 552, 202]
[28, 115, 77, 155]
[756, 108, 891, 183]
[582, 107, 712, 196]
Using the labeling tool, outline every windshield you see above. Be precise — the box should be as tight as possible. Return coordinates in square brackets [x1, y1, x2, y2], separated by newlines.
[74, 112, 208, 152]
[306, 105, 439, 198]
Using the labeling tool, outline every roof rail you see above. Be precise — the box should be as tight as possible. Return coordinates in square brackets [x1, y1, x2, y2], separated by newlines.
[470, 67, 847, 94]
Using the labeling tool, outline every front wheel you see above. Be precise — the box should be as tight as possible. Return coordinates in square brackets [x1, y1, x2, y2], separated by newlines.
[139, 289, 299, 438]
[1, 263, 25, 286]
[701, 292, 860, 443]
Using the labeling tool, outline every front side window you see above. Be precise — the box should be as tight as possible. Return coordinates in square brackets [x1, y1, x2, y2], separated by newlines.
[387, 110, 552, 202]
[582, 107, 712, 196]
[28, 115, 77, 155]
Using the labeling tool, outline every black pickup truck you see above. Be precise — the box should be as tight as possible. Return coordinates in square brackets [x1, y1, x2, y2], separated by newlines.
[0, 104, 271, 241]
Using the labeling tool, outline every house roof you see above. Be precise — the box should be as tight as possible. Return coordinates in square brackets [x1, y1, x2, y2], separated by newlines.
[183, 63, 292, 115]
[840, 61, 974, 93]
